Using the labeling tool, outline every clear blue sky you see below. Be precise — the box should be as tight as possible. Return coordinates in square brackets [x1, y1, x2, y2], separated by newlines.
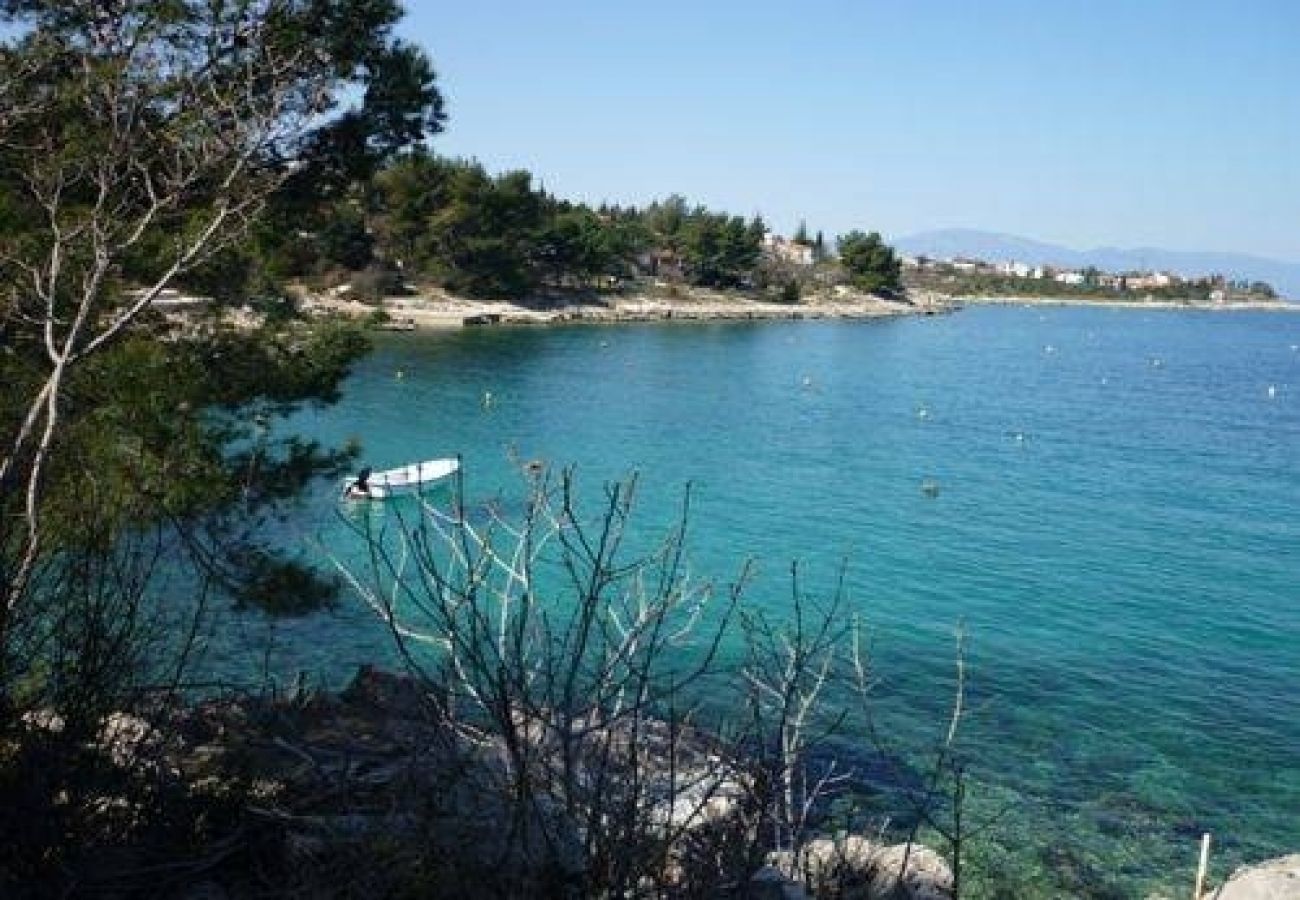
[401, 0, 1300, 261]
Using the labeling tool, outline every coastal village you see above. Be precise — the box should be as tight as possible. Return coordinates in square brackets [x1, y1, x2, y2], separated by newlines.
[895, 253, 1281, 304]
[145, 220, 1292, 337]
[310, 229, 1286, 330]
[763, 232, 1283, 305]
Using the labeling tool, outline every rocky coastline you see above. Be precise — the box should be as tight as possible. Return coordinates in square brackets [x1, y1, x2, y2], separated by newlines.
[298, 284, 956, 330]
[37, 665, 1300, 899]
[935, 293, 1297, 311]
[45, 666, 955, 900]
[296, 283, 1295, 333]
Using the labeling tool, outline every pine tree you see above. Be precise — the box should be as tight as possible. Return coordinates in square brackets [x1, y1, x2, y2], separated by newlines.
[837, 230, 903, 296]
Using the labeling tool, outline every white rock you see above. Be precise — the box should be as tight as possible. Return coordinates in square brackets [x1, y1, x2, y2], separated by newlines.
[1206, 854, 1300, 900]
[799, 835, 953, 900]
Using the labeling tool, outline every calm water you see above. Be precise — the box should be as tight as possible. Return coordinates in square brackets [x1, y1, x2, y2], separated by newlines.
[237, 306, 1300, 896]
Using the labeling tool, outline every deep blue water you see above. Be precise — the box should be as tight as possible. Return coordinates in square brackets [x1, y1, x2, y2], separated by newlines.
[231, 306, 1300, 896]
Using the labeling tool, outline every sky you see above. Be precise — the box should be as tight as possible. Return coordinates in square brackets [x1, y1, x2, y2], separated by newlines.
[400, 0, 1300, 261]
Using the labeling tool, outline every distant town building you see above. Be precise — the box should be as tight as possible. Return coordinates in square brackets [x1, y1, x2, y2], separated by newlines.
[763, 234, 814, 266]
[1125, 271, 1178, 290]
[996, 260, 1033, 278]
[906, 251, 1267, 299]
[636, 248, 685, 280]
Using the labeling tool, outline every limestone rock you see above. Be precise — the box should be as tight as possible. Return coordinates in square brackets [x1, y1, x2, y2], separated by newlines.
[100, 712, 162, 768]
[799, 835, 953, 900]
[1206, 854, 1300, 900]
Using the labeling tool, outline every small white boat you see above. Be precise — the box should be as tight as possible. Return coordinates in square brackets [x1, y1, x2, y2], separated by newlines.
[343, 457, 459, 500]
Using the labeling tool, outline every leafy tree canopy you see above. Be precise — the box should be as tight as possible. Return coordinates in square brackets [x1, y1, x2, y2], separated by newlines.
[837, 230, 903, 297]
[0, 0, 443, 632]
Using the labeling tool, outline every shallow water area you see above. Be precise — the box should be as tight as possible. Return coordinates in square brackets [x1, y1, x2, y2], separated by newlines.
[246, 306, 1300, 896]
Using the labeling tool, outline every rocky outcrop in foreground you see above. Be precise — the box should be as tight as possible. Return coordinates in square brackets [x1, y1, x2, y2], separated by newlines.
[1205, 854, 1300, 900]
[753, 835, 953, 900]
[29, 666, 951, 898]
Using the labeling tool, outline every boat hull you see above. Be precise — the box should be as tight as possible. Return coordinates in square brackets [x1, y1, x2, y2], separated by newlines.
[343, 457, 459, 500]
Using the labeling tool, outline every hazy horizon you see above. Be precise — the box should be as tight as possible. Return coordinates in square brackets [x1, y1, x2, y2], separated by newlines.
[402, 0, 1299, 263]
[893, 227, 1300, 264]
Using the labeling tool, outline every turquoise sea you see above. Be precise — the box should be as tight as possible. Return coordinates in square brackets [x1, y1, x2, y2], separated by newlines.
[229, 305, 1300, 897]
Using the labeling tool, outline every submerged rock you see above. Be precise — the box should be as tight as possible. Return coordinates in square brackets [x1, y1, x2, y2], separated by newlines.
[751, 864, 811, 900]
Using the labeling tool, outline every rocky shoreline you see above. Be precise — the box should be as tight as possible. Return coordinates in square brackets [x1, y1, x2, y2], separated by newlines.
[296, 283, 1294, 332]
[53, 666, 956, 900]
[943, 293, 1297, 311]
[38, 665, 1300, 899]
[298, 284, 956, 330]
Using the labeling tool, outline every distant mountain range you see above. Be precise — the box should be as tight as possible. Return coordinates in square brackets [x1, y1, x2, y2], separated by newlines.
[892, 228, 1300, 300]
